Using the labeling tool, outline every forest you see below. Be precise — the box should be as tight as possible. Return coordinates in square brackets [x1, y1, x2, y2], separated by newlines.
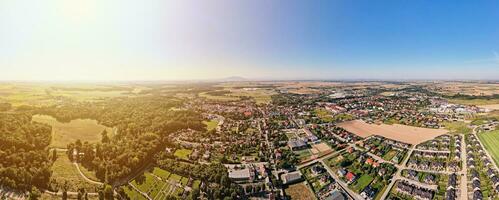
[0, 113, 52, 192]
[37, 96, 206, 184]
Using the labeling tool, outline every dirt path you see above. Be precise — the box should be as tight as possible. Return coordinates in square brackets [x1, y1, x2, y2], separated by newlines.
[73, 163, 104, 185]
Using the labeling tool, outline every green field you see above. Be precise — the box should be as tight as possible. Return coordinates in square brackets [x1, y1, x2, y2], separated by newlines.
[32, 114, 115, 148]
[352, 174, 374, 192]
[131, 173, 165, 199]
[383, 150, 398, 161]
[77, 163, 99, 182]
[131, 169, 191, 199]
[51, 151, 97, 192]
[203, 120, 219, 131]
[174, 149, 193, 160]
[478, 130, 499, 166]
[122, 185, 147, 200]
[294, 149, 312, 161]
[442, 121, 472, 134]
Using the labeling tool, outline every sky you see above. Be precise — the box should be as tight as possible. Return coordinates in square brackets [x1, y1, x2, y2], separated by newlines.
[1, 0, 499, 81]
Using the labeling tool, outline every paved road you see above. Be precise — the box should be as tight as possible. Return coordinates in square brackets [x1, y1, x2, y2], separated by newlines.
[378, 147, 414, 200]
[319, 159, 364, 200]
[459, 133, 468, 200]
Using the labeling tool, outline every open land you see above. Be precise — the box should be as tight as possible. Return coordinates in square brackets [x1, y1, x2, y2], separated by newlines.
[478, 130, 499, 166]
[32, 114, 115, 148]
[284, 182, 315, 200]
[337, 120, 447, 145]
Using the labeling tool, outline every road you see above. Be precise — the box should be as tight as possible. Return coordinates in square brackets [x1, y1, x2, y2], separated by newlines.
[459, 133, 468, 200]
[378, 146, 414, 200]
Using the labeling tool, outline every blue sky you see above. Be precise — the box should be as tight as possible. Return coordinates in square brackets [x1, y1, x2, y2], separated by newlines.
[1, 0, 498, 80]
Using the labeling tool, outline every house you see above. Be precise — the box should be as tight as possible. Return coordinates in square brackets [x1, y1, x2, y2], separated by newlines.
[281, 171, 303, 185]
[360, 186, 377, 200]
[324, 190, 347, 200]
[345, 172, 356, 183]
[446, 188, 457, 200]
[337, 168, 347, 177]
[311, 165, 324, 175]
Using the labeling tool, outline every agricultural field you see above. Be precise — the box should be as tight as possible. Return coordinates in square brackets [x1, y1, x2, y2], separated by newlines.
[338, 120, 447, 145]
[50, 151, 98, 192]
[32, 114, 115, 148]
[174, 149, 193, 160]
[0, 83, 141, 106]
[478, 130, 499, 166]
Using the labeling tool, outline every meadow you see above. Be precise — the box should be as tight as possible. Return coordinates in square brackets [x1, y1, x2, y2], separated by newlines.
[51, 151, 97, 192]
[203, 119, 219, 131]
[478, 130, 499, 166]
[32, 114, 115, 148]
[174, 149, 193, 160]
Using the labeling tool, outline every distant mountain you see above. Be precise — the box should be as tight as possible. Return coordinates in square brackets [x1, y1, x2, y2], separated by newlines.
[219, 76, 247, 82]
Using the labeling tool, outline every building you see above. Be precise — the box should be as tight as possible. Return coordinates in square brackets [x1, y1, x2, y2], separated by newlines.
[227, 165, 255, 182]
[281, 171, 303, 185]
[288, 140, 307, 151]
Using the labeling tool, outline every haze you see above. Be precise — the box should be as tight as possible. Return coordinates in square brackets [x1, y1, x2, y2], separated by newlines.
[1, 0, 499, 81]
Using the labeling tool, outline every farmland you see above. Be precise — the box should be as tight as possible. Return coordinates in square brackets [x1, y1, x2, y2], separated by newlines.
[337, 120, 447, 145]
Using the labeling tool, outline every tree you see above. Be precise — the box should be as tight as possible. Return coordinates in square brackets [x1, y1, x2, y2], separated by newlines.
[52, 149, 58, 162]
[101, 130, 110, 143]
[29, 187, 41, 200]
[104, 184, 113, 200]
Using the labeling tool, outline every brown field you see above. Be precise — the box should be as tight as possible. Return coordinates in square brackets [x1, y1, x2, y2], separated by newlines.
[312, 142, 331, 153]
[285, 182, 315, 200]
[426, 82, 499, 96]
[478, 104, 499, 110]
[337, 120, 447, 145]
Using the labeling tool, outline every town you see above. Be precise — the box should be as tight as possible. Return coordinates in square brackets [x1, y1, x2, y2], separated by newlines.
[0, 81, 498, 200]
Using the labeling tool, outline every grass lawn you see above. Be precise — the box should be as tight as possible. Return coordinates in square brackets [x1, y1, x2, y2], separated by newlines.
[314, 108, 334, 122]
[32, 114, 115, 148]
[284, 182, 315, 200]
[152, 167, 171, 180]
[122, 185, 147, 200]
[192, 180, 201, 190]
[169, 173, 183, 182]
[77, 163, 99, 182]
[51, 151, 97, 192]
[352, 174, 374, 192]
[478, 130, 499, 166]
[174, 149, 193, 160]
[441, 121, 472, 135]
[382, 150, 398, 161]
[294, 149, 312, 161]
[131, 173, 166, 198]
[203, 120, 218, 131]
